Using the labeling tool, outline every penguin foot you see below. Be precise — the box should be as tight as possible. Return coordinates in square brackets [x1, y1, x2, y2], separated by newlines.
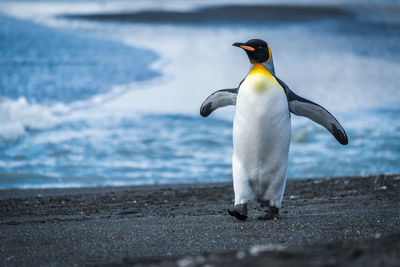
[228, 204, 248, 221]
[228, 209, 248, 221]
[258, 206, 279, 220]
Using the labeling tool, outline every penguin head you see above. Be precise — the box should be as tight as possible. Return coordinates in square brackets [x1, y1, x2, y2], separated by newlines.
[233, 39, 272, 64]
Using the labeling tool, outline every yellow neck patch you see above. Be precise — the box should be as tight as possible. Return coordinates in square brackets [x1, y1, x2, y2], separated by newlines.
[245, 63, 284, 94]
[248, 63, 273, 78]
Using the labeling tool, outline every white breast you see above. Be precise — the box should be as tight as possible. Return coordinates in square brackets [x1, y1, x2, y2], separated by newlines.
[232, 72, 291, 199]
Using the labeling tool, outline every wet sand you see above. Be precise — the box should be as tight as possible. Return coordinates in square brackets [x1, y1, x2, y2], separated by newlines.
[1, 174, 399, 266]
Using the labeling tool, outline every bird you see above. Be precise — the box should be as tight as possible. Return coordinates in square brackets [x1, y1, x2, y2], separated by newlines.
[200, 39, 348, 220]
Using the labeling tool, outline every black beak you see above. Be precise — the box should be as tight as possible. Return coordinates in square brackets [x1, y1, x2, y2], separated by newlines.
[232, 42, 244, 47]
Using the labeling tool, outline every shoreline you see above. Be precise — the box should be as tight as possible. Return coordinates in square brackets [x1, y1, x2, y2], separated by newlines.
[63, 4, 354, 24]
[1, 174, 399, 266]
[0, 173, 397, 198]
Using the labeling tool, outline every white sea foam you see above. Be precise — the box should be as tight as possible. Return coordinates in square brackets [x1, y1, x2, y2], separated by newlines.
[0, 79, 147, 142]
[0, 97, 60, 141]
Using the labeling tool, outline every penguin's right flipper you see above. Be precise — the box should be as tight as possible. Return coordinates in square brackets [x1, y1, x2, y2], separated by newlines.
[200, 88, 238, 117]
[287, 90, 348, 145]
[274, 76, 348, 145]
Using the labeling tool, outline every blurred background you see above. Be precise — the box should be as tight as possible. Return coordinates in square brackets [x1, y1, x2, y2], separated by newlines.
[0, 0, 399, 189]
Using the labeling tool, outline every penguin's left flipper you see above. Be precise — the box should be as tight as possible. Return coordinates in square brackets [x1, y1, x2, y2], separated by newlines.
[274, 76, 348, 145]
[200, 88, 238, 117]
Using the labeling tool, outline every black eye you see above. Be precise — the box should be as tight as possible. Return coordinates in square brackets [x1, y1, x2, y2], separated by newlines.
[258, 46, 263, 49]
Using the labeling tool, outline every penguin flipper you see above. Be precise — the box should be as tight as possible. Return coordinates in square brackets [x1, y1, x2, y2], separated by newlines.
[200, 88, 238, 117]
[275, 76, 348, 145]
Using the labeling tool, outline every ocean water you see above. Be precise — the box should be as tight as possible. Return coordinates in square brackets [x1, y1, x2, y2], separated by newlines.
[0, 0, 399, 189]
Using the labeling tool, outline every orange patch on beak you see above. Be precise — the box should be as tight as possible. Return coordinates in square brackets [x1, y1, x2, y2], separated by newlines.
[240, 45, 255, 51]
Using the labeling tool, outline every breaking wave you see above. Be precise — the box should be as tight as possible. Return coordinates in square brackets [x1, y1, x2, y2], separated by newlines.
[0, 97, 60, 141]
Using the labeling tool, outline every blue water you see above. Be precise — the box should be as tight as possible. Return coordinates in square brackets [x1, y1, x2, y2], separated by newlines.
[0, 14, 159, 103]
[0, 0, 399, 189]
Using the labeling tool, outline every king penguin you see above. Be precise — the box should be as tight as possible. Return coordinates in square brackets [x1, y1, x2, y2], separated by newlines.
[200, 39, 348, 221]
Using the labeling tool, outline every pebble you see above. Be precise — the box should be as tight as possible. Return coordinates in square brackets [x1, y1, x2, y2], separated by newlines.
[249, 244, 286, 256]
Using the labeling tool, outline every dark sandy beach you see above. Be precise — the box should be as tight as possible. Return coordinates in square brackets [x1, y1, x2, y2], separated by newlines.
[1, 174, 399, 266]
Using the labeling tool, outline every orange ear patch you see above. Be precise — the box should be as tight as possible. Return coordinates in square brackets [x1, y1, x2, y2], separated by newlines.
[239, 45, 255, 51]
